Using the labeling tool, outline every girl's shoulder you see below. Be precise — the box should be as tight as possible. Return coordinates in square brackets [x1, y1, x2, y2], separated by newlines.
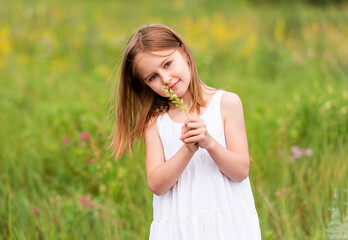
[220, 90, 244, 117]
[144, 115, 159, 131]
[220, 91, 243, 107]
[144, 115, 162, 141]
[144, 112, 167, 130]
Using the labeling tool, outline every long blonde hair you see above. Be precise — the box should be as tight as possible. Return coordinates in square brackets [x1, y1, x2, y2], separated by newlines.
[110, 23, 206, 158]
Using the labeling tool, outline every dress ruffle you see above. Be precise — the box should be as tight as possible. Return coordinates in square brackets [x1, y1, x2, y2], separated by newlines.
[150, 204, 261, 240]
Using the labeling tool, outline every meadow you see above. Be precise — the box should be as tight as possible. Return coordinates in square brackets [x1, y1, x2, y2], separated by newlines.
[1, 0, 348, 239]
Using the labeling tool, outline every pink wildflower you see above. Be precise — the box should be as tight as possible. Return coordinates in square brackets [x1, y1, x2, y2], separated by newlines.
[80, 133, 90, 141]
[32, 207, 40, 216]
[62, 136, 70, 145]
[52, 216, 56, 223]
[305, 148, 313, 156]
[88, 203, 95, 210]
[79, 196, 91, 206]
[291, 146, 303, 161]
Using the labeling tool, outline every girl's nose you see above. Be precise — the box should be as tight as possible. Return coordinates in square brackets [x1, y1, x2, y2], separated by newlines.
[162, 72, 172, 85]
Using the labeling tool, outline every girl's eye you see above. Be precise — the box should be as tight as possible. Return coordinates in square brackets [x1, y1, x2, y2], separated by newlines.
[149, 74, 157, 81]
[164, 61, 172, 68]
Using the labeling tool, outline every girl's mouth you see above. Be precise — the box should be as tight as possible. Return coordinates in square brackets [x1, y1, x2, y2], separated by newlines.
[170, 81, 179, 90]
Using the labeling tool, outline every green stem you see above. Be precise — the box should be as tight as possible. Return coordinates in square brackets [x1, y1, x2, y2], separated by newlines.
[184, 111, 190, 120]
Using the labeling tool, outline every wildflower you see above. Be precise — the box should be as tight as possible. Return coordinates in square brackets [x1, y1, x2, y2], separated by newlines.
[62, 136, 70, 144]
[79, 196, 91, 206]
[52, 216, 56, 223]
[290, 146, 313, 161]
[162, 86, 189, 119]
[291, 146, 303, 161]
[32, 207, 40, 216]
[305, 148, 313, 156]
[88, 203, 95, 210]
[80, 133, 90, 141]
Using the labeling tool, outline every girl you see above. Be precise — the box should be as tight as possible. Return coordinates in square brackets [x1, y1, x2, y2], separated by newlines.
[111, 23, 261, 239]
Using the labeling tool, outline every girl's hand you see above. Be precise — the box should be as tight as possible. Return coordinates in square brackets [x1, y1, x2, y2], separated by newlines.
[180, 123, 199, 152]
[179, 115, 213, 149]
[184, 142, 199, 153]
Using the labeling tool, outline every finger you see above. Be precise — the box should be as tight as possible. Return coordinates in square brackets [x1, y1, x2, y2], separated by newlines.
[182, 129, 202, 139]
[186, 122, 204, 129]
[181, 126, 190, 135]
[183, 135, 202, 144]
[183, 130, 204, 140]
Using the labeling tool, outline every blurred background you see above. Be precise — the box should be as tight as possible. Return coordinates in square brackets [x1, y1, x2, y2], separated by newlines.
[1, 0, 348, 239]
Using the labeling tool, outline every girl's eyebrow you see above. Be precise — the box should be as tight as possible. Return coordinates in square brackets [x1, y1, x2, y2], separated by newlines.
[144, 56, 171, 80]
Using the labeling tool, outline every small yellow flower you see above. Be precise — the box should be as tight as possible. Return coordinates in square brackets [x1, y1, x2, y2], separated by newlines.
[162, 86, 189, 119]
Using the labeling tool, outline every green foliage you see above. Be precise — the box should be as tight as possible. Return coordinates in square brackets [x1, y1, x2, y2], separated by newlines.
[0, 0, 348, 239]
[245, 0, 347, 6]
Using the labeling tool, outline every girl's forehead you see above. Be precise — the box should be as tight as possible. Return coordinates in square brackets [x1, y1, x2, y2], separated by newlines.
[135, 48, 183, 76]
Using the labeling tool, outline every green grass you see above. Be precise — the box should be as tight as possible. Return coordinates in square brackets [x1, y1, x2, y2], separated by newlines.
[1, 0, 348, 239]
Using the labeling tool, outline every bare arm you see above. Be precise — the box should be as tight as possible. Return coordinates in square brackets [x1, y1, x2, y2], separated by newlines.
[144, 118, 197, 196]
[181, 92, 249, 182]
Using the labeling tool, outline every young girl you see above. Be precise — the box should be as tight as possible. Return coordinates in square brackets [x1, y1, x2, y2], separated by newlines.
[111, 23, 261, 239]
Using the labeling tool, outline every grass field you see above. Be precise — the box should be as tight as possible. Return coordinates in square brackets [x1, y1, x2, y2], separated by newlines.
[1, 0, 348, 239]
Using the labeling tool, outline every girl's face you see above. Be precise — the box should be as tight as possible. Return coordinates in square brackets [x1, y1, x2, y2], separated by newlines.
[135, 48, 191, 99]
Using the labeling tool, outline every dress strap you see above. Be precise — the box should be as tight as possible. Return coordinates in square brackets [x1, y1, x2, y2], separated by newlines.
[204, 90, 224, 116]
[201, 90, 225, 136]
[211, 90, 225, 106]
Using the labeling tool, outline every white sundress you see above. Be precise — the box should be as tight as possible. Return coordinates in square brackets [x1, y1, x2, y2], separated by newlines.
[149, 90, 261, 240]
